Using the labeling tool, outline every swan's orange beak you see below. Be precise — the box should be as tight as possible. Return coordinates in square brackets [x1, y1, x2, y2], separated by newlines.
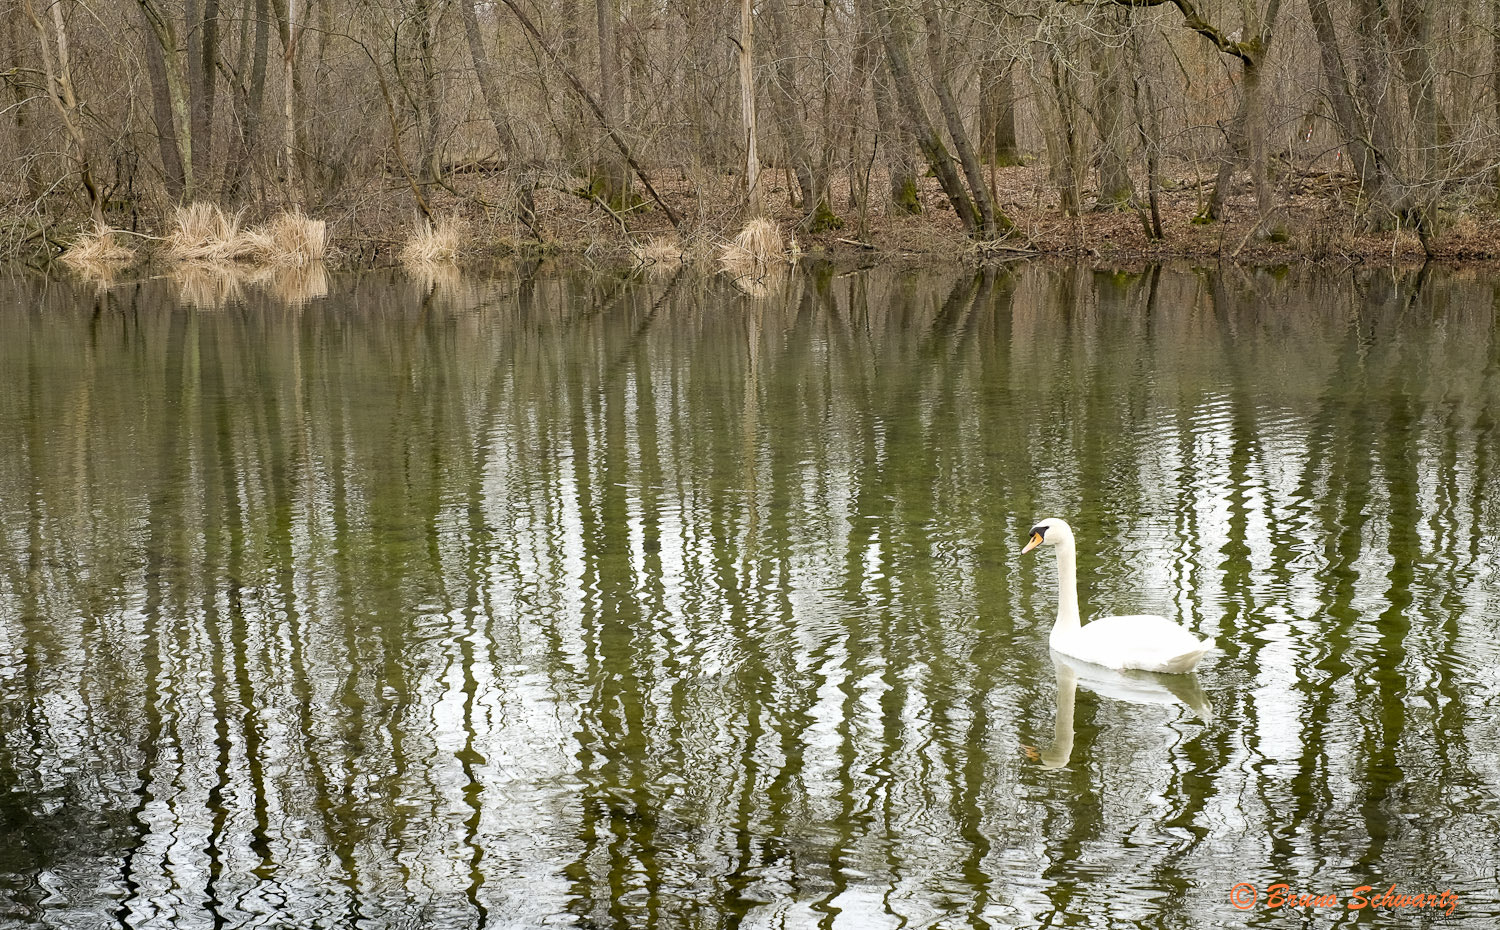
[1022, 532, 1043, 554]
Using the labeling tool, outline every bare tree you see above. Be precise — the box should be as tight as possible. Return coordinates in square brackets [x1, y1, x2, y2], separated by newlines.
[459, 0, 536, 225]
[739, 0, 763, 214]
[5, 0, 1500, 251]
[22, 0, 104, 221]
[593, 0, 632, 209]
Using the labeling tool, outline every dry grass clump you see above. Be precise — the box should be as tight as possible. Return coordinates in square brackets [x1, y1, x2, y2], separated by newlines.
[719, 218, 786, 270]
[166, 202, 249, 262]
[719, 218, 795, 296]
[165, 202, 326, 266]
[61, 222, 136, 273]
[400, 215, 464, 267]
[243, 210, 327, 266]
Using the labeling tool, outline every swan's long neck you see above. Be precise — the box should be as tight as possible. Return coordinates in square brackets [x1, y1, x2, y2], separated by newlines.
[1052, 535, 1081, 635]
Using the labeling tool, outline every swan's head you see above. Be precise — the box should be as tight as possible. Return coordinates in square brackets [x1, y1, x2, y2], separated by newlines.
[1022, 518, 1073, 554]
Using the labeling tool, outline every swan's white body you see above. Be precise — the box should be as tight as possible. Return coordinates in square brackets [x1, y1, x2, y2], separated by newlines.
[1025, 518, 1213, 674]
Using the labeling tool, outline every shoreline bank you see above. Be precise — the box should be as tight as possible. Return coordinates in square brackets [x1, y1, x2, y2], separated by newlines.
[9, 163, 1500, 272]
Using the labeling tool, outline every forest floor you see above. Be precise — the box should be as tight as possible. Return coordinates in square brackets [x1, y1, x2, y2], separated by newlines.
[333, 157, 1500, 268]
[10, 157, 1500, 270]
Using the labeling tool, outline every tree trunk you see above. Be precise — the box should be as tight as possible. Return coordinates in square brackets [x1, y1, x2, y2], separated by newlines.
[1307, 0, 1384, 200]
[417, 0, 443, 180]
[558, 0, 585, 161]
[497, 0, 680, 226]
[917, 0, 1007, 236]
[866, 0, 978, 232]
[980, 56, 1022, 167]
[137, 0, 196, 200]
[187, 0, 219, 188]
[1203, 0, 1282, 230]
[1204, 74, 1249, 220]
[1242, 60, 1281, 235]
[764, 0, 838, 230]
[25, 0, 104, 222]
[1092, 13, 1135, 210]
[855, 0, 920, 214]
[739, 0, 763, 214]
[874, 62, 922, 214]
[224, 0, 270, 201]
[459, 0, 536, 226]
[593, 0, 631, 209]
[1350, 0, 1407, 220]
[282, 0, 300, 201]
[7, 5, 46, 200]
[1128, 18, 1163, 238]
[1394, 0, 1449, 181]
[1035, 51, 1083, 216]
[1494, 0, 1500, 195]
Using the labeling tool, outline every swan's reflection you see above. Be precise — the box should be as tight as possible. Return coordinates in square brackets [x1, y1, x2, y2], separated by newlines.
[1038, 650, 1213, 769]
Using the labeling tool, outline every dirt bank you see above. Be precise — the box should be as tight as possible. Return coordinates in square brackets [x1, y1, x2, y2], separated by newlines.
[11, 161, 1500, 270]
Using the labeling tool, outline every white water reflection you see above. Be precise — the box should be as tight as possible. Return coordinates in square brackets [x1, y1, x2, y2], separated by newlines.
[0, 263, 1498, 927]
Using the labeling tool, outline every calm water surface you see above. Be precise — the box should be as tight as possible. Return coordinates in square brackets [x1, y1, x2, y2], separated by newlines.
[1, 263, 1497, 928]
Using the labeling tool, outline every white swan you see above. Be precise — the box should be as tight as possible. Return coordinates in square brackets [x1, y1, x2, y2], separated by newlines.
[1023, 517, 1214, 673]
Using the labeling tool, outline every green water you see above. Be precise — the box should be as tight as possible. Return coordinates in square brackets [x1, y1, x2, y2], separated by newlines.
[0, 263, 1497, 928]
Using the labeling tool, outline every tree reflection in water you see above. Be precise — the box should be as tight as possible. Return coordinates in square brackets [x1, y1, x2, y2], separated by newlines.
[0, 262, 1497, 927]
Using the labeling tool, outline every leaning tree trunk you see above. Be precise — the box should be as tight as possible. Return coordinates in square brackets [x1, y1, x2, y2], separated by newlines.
[459, 0, 536, 227]
[1203, 57, 1259, 221]
[917, 0, 1008, 236]
[855, 0, 921, 214]
[1307, 0, 1386, 204]
[24, 0, 104, 222]
[865, 0, 978, 232]
[497, 0, 680, 226]
[1201, 0, 1282, 232]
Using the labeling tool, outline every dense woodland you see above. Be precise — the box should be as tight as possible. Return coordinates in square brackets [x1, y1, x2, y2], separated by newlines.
[3, 0, 1499, 252]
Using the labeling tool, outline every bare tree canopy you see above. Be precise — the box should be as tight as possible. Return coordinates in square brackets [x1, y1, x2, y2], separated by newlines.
[4, 0, 1499, 252]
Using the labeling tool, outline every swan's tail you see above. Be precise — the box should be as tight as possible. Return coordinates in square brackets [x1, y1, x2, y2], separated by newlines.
[1158, 638, 1214, 675]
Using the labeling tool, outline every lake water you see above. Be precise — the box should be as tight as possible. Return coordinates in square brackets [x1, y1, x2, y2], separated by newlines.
[0, 262, 1497, 928]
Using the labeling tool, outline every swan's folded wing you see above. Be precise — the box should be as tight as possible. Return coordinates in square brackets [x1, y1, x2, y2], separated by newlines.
[1062, 614, 1213, 673]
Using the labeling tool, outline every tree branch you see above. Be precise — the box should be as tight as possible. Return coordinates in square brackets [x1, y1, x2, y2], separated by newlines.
[496, 0, 682, 228]
[1066, 0, 1256, 65]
